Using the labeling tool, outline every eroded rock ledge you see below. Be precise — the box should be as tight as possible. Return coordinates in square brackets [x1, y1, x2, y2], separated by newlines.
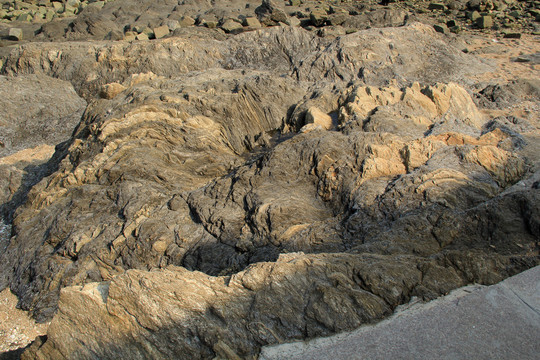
[0, 22, 537, 359]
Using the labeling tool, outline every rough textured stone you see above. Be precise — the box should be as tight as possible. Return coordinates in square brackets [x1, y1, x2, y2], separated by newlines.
[468, 10, 481, 21]
[428, 3, 447, 11]
[503, 32, 521, 38]
[99, 82, 126, 99]
[304, 107, 333, 130]
[221, 19, 244, 34]
[434, 24, 449, 33]
[0, 75, 86, 158]
[152, 25, 169, 39]
[310, 8, 328, 26]
[0, 18, 538, 360]
[178, 15, 195, 27]
[7, 27, 22, 40]
[243, 16, 261, 28]
[256, 0, 288, 25]
[476, 15, 493, 28]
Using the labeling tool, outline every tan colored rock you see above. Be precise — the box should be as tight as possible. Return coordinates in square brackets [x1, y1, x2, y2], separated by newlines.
[221, 19, 244, 34]
[0, 289, 48, 353]
[310, 8, 328, 27]
[0, 24, 537, 360]
[422, 83, 485, 127]
[8, 27, 23, 41]
[153, 25, 169, 39]
[305, 107, 333, 130]
[178, 15, 195, 27]
[136, 33, 149, 40]
[99, 82, 126, 99]
[243, 16, 261, 29]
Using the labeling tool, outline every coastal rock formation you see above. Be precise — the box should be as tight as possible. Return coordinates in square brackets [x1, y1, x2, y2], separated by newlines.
[0, 1, 538, 358]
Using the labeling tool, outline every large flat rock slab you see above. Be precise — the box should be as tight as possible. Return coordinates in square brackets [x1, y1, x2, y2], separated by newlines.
[260, 265, 540, 360]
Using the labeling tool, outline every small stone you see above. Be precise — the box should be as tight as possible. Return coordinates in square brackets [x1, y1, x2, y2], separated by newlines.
[153, 25, 169, 39]
[204, 20, 218, 28]
[467, 0, 481, 10]
[66, 0, 80, 7]
[446, 19, 458, 27]
[494, 2, 507, 11]
[305, 107, 333, 130]
[104, 30, 123, 41]
[243, 17, 261, 28]
[86, 1, 104, 11]
[152, 240, 168, 254]
[433, 24, 449, 34]
[168, 196, 183, 211]
[288, 16, 301, 27]
[123, 32, 136, 41]
[476, 15, 493, 28]
[136, 33, 149, 40]
[178, 15, 195, 27]
[16, 12, 32, 21]
[447, 1, 464, 10]
[221, 19, 243, 34]
[468, 10, 481, 21]
[450, 25, 461, 33]
[99, 83, 126, 99]
[270, 8, 288, 23]
[131, 25, 144, 33]
[428, 3, 447, 10]
[52, 2, 62, 11]
[8, 27, 23, 41]
[163, 20, 179, 31]
[44, 9, 54, 21]
[310, 8, 328, 27]
[503, 32, 521, 38]
[328, 13, 348, 26]
[63, 4, 78, 15]
[288, 0, 301, 6]
[508, 10, 520, 18]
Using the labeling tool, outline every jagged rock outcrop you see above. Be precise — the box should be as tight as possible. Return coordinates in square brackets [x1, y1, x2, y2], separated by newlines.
[0, 20, 538, 359]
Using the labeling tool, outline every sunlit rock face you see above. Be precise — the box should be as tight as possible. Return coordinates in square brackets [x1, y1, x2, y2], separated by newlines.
[0, 5, 539, 359]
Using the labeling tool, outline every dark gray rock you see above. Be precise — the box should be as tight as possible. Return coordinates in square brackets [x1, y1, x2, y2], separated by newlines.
[0, 74, 86, 158]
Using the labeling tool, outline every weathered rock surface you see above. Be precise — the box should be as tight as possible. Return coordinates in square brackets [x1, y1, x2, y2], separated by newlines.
[0, 74, 86, 158]
[0, 15, 538, 360]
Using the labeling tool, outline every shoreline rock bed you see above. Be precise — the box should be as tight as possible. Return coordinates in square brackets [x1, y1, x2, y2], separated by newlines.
[0, 1, 538, 359]
[1, 0, 538, 45]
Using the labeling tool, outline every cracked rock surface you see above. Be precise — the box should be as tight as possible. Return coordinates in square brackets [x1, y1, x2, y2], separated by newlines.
[0, 2, 538, 358]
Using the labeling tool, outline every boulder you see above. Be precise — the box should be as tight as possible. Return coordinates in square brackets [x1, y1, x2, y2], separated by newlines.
[468, 10, 481, 21]
[428, 3, 447, 10]
[178, 15, 195, 27]
[434, 24, 449, 34]
[221, 19, 244, 34]
[310, 8, 328, 26]
[243, 16, 261, 28]
[153, 25, 169, 39]
[255, 0, 288, 25]
[7, 27, 23, 40]
[0, 74, 86, 158]
[476, 15, 493, 28]
[99, 82, 126, 99]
